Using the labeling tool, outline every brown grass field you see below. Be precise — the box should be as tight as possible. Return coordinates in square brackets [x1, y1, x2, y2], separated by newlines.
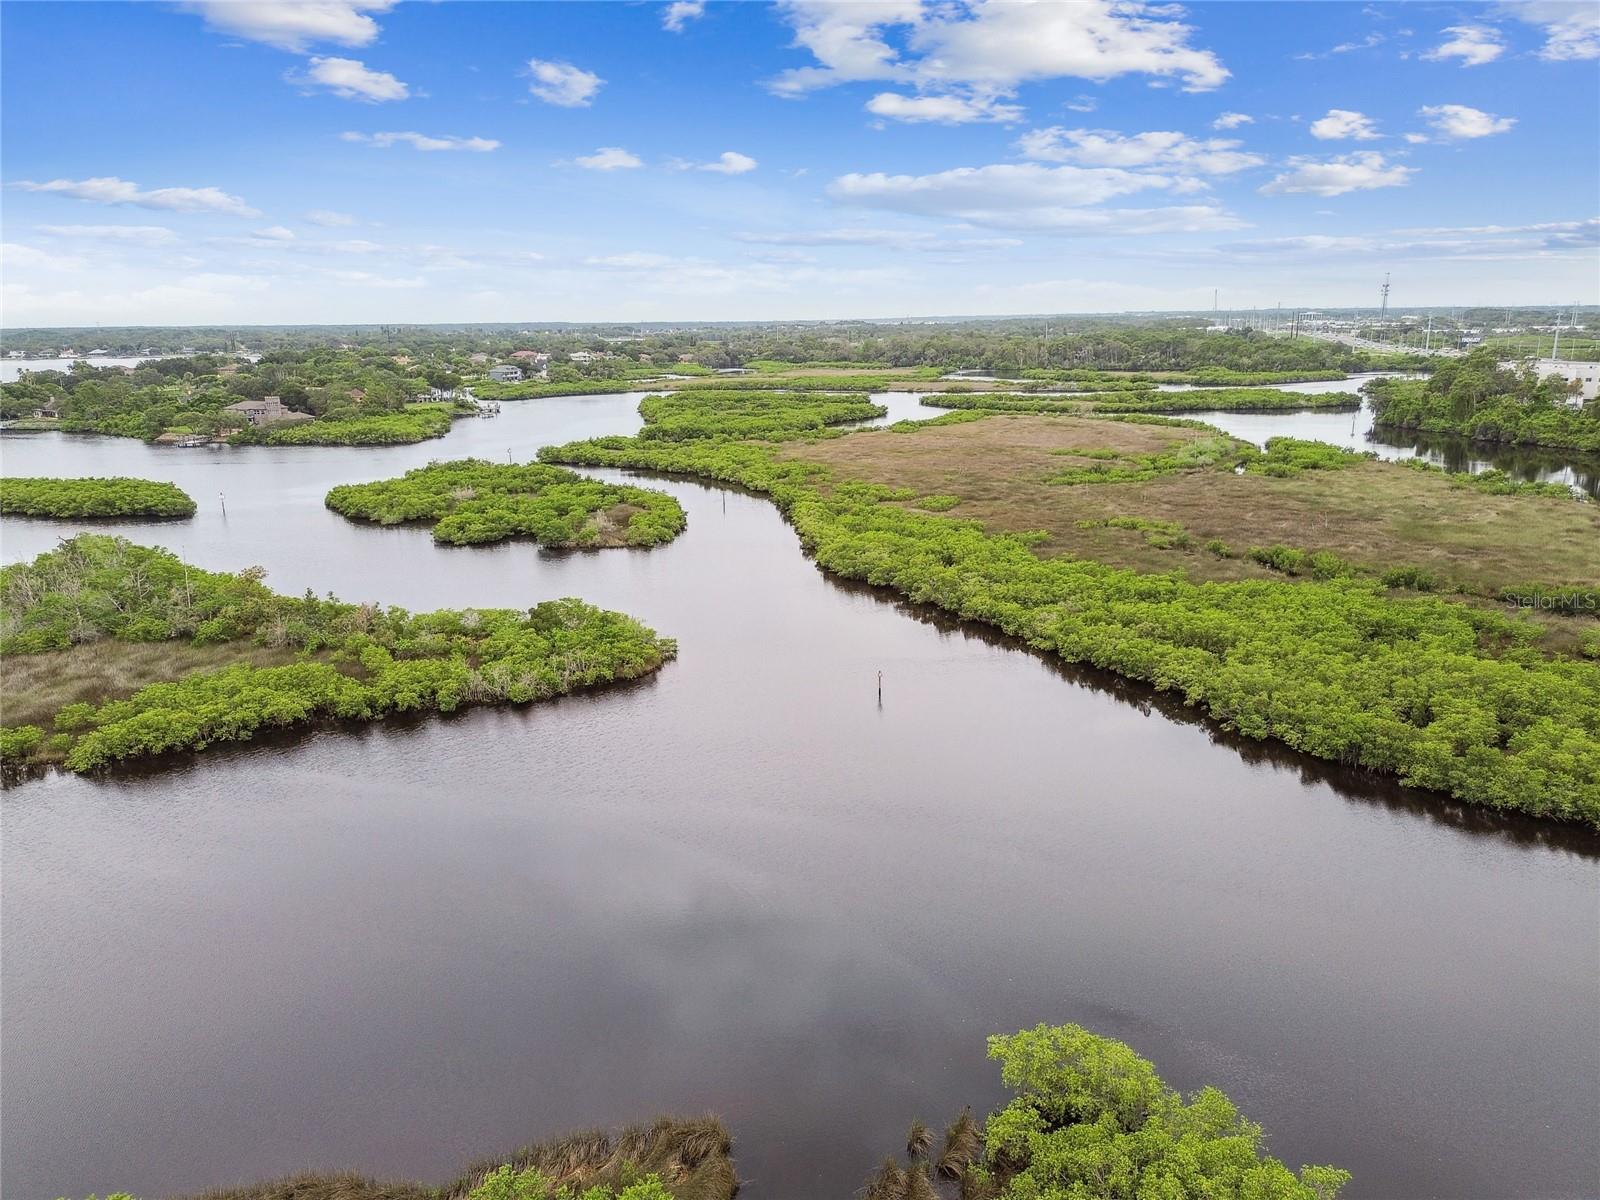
[1, 641, 311, 732]
[784, 413, 1600, 646]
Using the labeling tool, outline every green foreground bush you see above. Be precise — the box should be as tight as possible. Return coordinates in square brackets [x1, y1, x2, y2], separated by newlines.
[326, 460, 685, 547]
[0, 475, 196, 519]
[542, 402, 1600, 824]
[1, 535, 675, 772]
[868, 1023, 1349, 1199]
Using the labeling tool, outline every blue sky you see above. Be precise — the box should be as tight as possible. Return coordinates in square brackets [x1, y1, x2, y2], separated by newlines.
[2, 0, 1596, 325]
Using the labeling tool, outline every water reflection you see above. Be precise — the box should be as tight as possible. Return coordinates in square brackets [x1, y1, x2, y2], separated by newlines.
[2, 394, 1597, 1200]
[1187, 398, 1598, 499]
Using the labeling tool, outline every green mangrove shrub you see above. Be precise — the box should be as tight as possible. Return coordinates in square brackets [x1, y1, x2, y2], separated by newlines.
[326, 460, 685, 547]
[232, 405, 457, 446]
[0, 476, 196, 519]
[635, 390, 884, 441]
[541, 408, 1600, 825]
[1, 536, 676, 771]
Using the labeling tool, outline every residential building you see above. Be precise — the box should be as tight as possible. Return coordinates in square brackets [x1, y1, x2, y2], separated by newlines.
[488, 365, 524, 383]
[221, 395, 310, 427]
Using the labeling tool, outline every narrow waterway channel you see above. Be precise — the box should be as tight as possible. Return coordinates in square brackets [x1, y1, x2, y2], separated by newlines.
[2, 394, 1597, 1200]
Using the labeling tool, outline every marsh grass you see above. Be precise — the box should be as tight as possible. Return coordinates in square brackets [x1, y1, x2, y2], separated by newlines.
[177, 1117, 736, 1200]
[786, 414, 1600, 606]
[2, 640, 311, 733]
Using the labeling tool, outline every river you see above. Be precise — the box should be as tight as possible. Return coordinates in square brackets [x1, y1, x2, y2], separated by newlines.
[1174, 375, 1600, 498]
[1, 355, 172, 383]
[2, 393, 1597, 1200]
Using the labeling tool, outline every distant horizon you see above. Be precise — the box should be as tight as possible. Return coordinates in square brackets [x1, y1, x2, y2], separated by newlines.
[3, 1, 1596, 325]
[4, 302, 1599, 338]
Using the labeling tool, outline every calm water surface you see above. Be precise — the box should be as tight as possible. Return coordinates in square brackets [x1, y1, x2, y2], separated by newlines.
[1174, 375, 1600, 498]
[3, 394, 1598, 1200]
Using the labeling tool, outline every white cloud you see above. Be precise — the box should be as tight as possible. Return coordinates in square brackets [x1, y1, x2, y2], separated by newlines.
[305, 209, 359, 226]
[866, 91, 1023, 124]
[1503, 1, 1600, 60]
[317, 268, 423, 288]
[662, 1, 705, 32]
[341, 130, 500, 151]
[698, 151, 759, 174]
[1422, 25, 1505, 66]
[734, 228, 1022, 250]
[1418, 103, 1516, 139]
[1223, 218, 1600, 261]
[770, 0, 1229, 106]
[35, 224, 178, 246]
[1309, 109, 1381, 140]
[1391, 218, 1598, 238]
[573, 146, 644, 170]
[527, 59, 604, 107]
[289, 56, 409, 102]
[585, 252, 681, 269]
[1017, 128, 1264, 174]
[1, 242, 88, 272]
[13, 176, 260, 217]
[181, 1, 395, 52]
[1296, 32, 1383, 60]
[1212, 111, 1253, 130]
[828, 162, 1244, 232]
[1065, 95, 1098, 113]
[253, 225, 297, 241]
[1259, 152, 1415, 196]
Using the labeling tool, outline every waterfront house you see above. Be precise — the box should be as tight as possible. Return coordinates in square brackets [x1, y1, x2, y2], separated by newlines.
[487, 365, 524, 383]
[221, 396, 310, 427]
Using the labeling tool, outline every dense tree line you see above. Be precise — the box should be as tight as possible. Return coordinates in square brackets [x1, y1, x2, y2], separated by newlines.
[0, 535, 675, 772]
[0, 476, 196, 519]
[926, 388, 1359, 416]
[471, 379, 648, 401]
[541, 396, 1600, 824]
[2, 317, 1433, 372]
[864, 1023, 1349, 1200]
[1367, 349, 1600, 453]
[326, 460, 685, 547]
[1016, 366, 1351, 386]
[0, 351, 465, 442]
